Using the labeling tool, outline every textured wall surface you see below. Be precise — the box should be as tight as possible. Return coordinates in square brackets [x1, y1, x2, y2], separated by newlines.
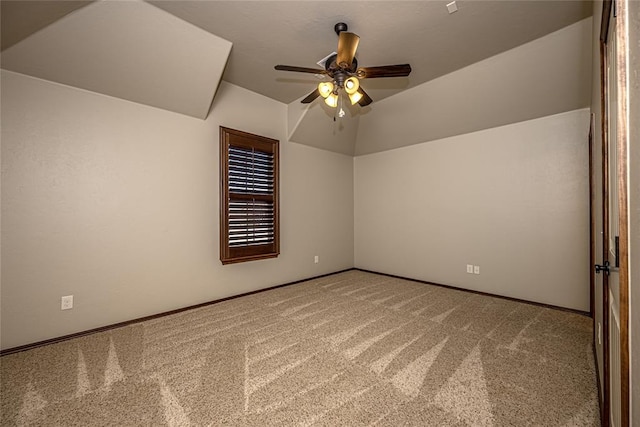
[355, 109, 591, 311]
[1, 72, 354, 350]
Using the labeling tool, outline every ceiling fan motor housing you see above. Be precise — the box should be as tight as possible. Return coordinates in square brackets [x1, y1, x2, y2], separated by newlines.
[324, 53, 359, 74]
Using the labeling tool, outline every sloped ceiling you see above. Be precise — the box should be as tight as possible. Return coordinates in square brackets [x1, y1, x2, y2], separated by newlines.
[288, 99, 362, 156]
[0, 0, 231, 119]
[0, 1, 91, 51]
[150, 0, 592, 106]
[1, 0, 593, 154]
[354, 17, 594, 156]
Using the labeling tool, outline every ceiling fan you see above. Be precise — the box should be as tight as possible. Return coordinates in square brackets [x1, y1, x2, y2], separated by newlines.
[274, 22, 411, 109]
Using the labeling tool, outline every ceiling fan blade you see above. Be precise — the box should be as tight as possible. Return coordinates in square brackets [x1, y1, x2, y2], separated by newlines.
[357, 87, 373, 107]
[356, 64, 412, 79]
[301, 88, 321, 104]
[336, 32, 360, 68]
[275, 65, 328, 75]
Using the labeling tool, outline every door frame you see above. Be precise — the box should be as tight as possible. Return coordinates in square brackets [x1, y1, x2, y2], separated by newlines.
[596, 0, 630, 425]
[613, 1, 630, 424]
[598, 2, 611, 419]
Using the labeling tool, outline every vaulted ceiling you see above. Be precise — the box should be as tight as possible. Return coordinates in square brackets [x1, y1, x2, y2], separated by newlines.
[1, 1, 593, 154]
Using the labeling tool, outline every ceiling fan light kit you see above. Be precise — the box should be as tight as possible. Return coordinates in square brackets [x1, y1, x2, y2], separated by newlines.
[318, 81, 334, 98]
[274, 22, 412, 110]
[325, 92, 339, 108]
[348, 90, 363, 105]
[344, 77, 359, 94]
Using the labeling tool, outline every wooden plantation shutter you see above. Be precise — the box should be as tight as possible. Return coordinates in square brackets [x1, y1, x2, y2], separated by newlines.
[220, 127, 279, 264]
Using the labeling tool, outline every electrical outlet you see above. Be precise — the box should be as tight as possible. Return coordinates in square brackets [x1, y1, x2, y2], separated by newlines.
[473, 265, 480, 275]
[314, 255, 319, 264]
[466, 264, 473, 274]
[61, 295, 73, 310]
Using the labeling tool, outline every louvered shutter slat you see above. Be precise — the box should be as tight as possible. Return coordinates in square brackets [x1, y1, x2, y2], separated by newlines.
[220, 127, 279, 264]
[227, 145, 275, 247]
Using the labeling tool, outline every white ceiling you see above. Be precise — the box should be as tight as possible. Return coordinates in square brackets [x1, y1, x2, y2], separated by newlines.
[2, 0, 592, 106]
[149, 0, 592, 105]
[1, 0, 231, 119]
[1, 0, 593, 154]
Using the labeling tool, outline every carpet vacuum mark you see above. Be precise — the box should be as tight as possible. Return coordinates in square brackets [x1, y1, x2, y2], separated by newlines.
[0, 271, 600, 426]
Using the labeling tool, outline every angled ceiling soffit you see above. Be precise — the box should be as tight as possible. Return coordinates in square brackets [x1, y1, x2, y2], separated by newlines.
[1, 0, 232, 119]
[288, 97, 360, 156]
[0, 0, 92, 51]
[354, 17, 593, 156]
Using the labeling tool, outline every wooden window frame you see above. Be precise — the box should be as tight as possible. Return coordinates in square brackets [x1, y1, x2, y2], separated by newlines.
[219, 127, 279, 264]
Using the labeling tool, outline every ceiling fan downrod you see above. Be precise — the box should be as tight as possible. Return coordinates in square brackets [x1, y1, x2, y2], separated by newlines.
[334, 22, 348, 35]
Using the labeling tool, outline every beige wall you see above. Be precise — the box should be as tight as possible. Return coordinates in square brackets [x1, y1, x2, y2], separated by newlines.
[0, 71, 354, 350]
[354, 109, 591, 311]
[0, 15, 598, 351]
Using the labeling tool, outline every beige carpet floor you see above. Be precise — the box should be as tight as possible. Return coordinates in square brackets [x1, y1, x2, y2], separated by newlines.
[1, 270, 600, 426]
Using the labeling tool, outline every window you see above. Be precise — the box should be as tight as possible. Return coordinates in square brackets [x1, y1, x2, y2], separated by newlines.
[219, 127, 279, 264]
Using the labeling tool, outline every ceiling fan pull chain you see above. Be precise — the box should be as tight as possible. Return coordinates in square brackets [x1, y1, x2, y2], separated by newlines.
[338, 92, 346, 118]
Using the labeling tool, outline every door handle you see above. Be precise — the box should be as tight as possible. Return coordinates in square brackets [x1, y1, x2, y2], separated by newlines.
[595, 261, 610, 275]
